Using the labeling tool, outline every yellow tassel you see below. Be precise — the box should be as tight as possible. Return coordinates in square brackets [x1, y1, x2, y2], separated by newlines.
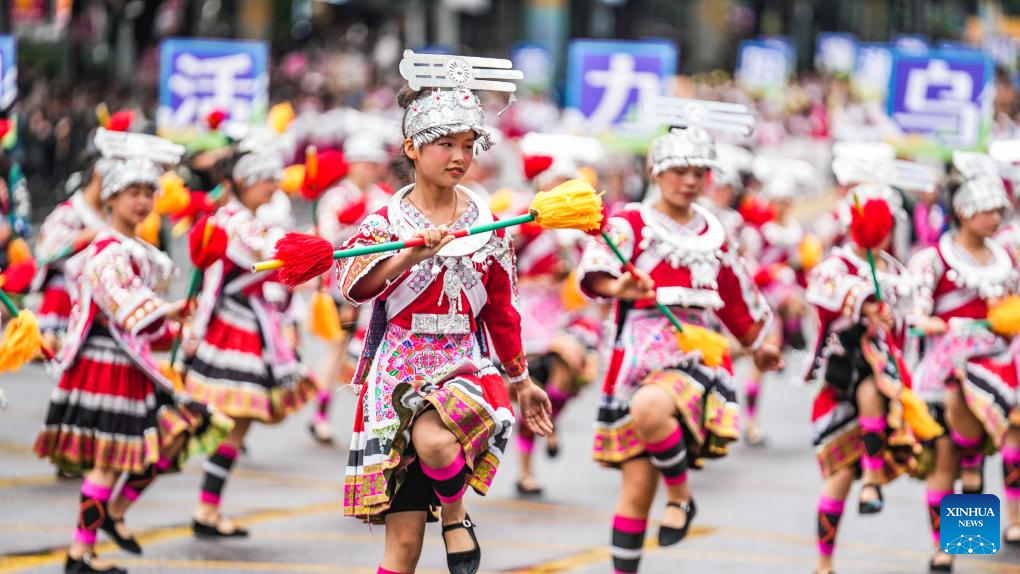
[156, 172, 191, 216]
[6, 238, 31, 266]
[171, 217, 193, 238]
[578, 166, 598, 188]
[0, 309, 44, 373]
[268, 102, 296, 135]
[488, 187, 515, 214]
[309, 290, 343, 342]
[136, 212, 162, 247]
[95, 103, 111, 129]
[798, 233, 823, 271]
[529, 179, 605, 232]
[560, 271, 587, 312]
[899, 387, 943, 441]
[987, 295, 1020, 336]
[280, 164, 306, 195]
[159, 361, 185, 392]
[675, 323, 729, 368]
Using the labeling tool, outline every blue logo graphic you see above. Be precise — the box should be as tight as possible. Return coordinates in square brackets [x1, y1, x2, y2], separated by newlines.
[940, 494, 1000, 556]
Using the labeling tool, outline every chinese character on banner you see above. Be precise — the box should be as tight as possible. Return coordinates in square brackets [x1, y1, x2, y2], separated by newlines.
[736, 39, 794, 94]
[816, 33, 857, 75]
[157, 38, 269, 140]
[0, 36, 16, 111]
[565, 39, 678, 131]
[853, 43, 892, 101]
[887, 49, 995, 151]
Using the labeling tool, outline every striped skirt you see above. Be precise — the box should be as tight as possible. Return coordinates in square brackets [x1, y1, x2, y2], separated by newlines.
[37, 272, 72, 334]
[34, 332, 219, 475]
[186, 296, 316, 423]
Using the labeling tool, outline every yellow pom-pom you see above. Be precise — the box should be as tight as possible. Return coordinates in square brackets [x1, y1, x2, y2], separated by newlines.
[268, 102, 296, 135]
[0, 309, 44, 373]
[798, 233, 823, 271]
[159, 361, 185, 392]
[899, 387, 943, 441]
[987, 295, 1020, 337]
[560, 271, 587, 312]
[281, 164, 306, 195]
[489, 187, 515, 214]
[136, 211, 162, 248]
[529, 178, 604, 232]
[155, 172, 190, 216]
[6, 238, 31, 266]
[675, 323, 729, 368]
[309, 290, 343, 342]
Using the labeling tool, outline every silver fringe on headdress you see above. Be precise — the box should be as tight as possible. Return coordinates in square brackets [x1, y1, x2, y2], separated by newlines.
[100, 157, 163, 200]
[233, 128, 284, 187]
[398, 50, 522, 151]
[951, 151, 1011, 218]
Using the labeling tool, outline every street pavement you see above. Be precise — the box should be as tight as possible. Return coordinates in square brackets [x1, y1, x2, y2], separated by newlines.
[3, 343, 1020, 574]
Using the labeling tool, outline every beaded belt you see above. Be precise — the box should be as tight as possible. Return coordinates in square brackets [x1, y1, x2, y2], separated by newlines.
[411, 313, 471, 335]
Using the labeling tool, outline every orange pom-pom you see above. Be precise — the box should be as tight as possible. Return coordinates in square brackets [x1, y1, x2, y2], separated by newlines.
[850, 198, 893, 249]
[188, 217, 228, 269]
[273, 232, 335, 287]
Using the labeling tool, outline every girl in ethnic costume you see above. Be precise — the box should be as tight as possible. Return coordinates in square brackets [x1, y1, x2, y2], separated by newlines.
[908, 157, 1020, 570]
[34, 149, 223, 574]
[337, 51, 552, 574]
[185, 132, 318, 538]
[577, 123, 782, 574]
[806, 183, 929, 574]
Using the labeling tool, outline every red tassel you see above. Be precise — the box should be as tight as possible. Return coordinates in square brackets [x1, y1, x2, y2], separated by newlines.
[0, 260, 37, 293]
[107, 110, 135, 132]
[523, 155, 554, 180]
[188, 216, 229, 269]
[739, 196, 775, 226]
[0, 118, 11, 141]
[206, 109, 228, 131]
[337, 197, 368, 225]
[172, 191, 217, 222]
[302, 150, 348, 201]
[850, 198, 893, 249]
[274, 232, 335, 287]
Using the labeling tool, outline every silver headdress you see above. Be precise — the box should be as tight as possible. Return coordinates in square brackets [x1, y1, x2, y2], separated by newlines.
[93, 127, 184, 185]
[752, 156, 817, 201]
[398, 50, 523, 151]
[233, 128, 284, 187]
[100, 157, 163, 200]
[951, 151, 1011, 218]
[832, 140, 939, 194]
[645, 96, 756, 177]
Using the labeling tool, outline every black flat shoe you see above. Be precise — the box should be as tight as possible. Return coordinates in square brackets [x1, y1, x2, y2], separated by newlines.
[65, 553, 126, 574]
[546, 444, 560, 458]
[658, 498, 696, 547]
[100, 515, 142, 555]
[858, 484, 884, 515]
[929, 553, 953, 572]
[442, 515, 481, 574]
[192, 518, 249, 539]
[961, 464, 984, 495]
[515, 480, 543, 497]
[308, 423, 334, 446]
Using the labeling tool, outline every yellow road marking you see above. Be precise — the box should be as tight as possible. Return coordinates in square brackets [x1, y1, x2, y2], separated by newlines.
[116, 559, 463, 574]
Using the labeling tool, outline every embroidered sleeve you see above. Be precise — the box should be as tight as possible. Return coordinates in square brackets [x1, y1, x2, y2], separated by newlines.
[806, 257, 871, 323]
[907, 246, 942, 320]
[478, 231, 529, 383]
[222, 210, 286, 267]
[88, 243, 172, 340]
[715, 247, 773, 349]
[35, 204, 81, 262]
[577, 216, 634, 300]
[336, 212, 399, 305]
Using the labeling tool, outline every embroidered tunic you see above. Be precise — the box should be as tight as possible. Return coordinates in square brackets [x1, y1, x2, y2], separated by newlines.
[337, 185, 526, 521]
[578, 203, 772, 467]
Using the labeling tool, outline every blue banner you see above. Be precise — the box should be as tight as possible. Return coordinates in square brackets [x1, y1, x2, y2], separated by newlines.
[565, 39, 677, 130]
[815, 33, 857, 75]
[0, 36, 16, 111]
[157, 38, 269, 140]
[736, 38, 793, 93]
[853, 43, 893, 101]
[887, 48, 995, 151]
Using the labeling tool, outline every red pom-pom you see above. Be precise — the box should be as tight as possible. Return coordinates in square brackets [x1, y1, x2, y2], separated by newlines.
[302, 150, 348, 201]
[850, 198, 893, 249]
[206, 109, 228, 131]
[0, 119, 11, 141]
[172, 191, 217, 222]
[0, 260, 37, 293]
[337, 197, 368, 225]
[107, 110, 134, 132]
[188, 217, 229, 269]
[523, 155, 554, 180]
[273, 232, 335, 287]
[739, 196, 775, 226]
